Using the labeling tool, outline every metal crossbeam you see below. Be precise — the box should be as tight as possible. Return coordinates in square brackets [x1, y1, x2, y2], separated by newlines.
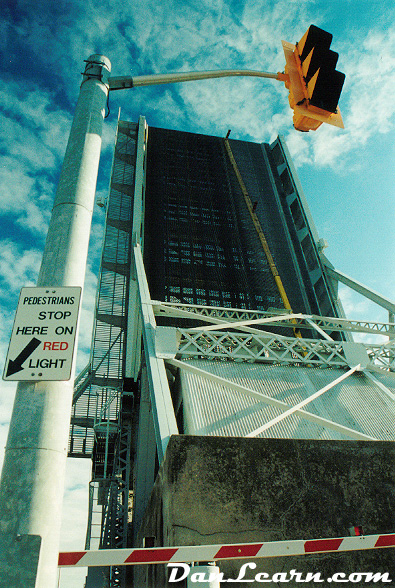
[246, 364, 361, 437]
[324, 265, 395, 315]
[153, 301, 395, 337]
[189, 313, 304, 332]
[173, 328, 394, 371]
[304, 317, 334, 341]
[363, 369, 395, 400]
[134, 245, 178, 462]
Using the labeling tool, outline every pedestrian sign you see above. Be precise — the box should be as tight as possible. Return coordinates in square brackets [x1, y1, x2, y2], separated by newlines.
[3, 287, 82, 381]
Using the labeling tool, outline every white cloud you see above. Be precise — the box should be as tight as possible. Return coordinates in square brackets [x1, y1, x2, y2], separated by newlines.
[339, 285, 374, 317]
[284, 24, 395, 169]
[0, 83, 72, 237]
[0, 241, 42, 293]
[0, 85, 70, 164]
[338, 285, 391, 346]
[76, 264, 99, 372]
[0, 156, 35, 212]
[7, 0, 393, 177]
[118, 5, 395, 171]
[0, 160, 52, 235]
[340, 28, 395, 140]
[60, 458, 91, 550]
[0, 381, 17, 430]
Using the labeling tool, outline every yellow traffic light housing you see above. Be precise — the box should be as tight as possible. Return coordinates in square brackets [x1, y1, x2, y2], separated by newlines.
[280, 25, 345, 132]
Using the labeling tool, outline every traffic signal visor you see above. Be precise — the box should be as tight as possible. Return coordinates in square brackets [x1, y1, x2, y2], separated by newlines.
[280, 25, 345, 132]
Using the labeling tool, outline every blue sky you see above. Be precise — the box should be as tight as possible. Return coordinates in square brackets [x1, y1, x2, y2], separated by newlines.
[1, 0, 395, 586]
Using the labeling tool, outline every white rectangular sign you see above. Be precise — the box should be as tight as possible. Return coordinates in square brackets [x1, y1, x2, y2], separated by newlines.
[3, 287, 82, 381]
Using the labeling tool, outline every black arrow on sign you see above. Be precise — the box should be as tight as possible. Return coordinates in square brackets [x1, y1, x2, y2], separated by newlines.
[6, 337, 42, 377]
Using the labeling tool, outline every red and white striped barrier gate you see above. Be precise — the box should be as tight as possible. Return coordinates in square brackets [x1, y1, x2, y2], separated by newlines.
[59, 532, 395, 567]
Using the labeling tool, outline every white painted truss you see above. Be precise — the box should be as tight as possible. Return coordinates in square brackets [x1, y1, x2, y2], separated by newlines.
[133, 244, 395, 458]
[158, 325, 394, 371]
[153, 300, 395, 337]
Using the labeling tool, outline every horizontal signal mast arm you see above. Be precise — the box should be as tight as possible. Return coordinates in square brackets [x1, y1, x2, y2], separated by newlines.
[108, 69, 283, 90]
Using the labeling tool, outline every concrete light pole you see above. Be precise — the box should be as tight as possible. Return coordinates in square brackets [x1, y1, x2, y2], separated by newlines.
[0, 55, 111, 588]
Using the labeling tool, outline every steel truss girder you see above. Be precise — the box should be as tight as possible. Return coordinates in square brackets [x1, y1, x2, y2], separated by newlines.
[172, 328, 394, 371]
[151, 300, 395, 371]
[153, 301, 395, 337]
[134, 247, 395, 461]
[150, 295, 395, 442]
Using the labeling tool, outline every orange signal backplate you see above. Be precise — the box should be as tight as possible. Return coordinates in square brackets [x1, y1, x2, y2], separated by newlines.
[281, 40, 344, 129]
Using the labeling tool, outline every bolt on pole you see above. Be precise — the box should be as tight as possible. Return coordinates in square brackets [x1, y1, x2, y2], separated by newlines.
[0, 54, 111, 588]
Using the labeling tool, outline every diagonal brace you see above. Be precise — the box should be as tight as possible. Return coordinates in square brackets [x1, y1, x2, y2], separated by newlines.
[168, 359, 375, 441]
[246, 364, 361, 437]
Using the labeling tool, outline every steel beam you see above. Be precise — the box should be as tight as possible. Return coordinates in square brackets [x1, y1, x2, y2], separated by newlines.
[153, 301, 395, 337]
[125, 116, 147, 381]
[324, 265, 395, 315]
[174, 328, 394, 370]
[134, 245, 178, 462]
[246, 364, 361, 437]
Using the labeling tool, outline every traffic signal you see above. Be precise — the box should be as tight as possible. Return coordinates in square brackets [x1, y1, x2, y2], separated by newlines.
[280, 25, 346, 132]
